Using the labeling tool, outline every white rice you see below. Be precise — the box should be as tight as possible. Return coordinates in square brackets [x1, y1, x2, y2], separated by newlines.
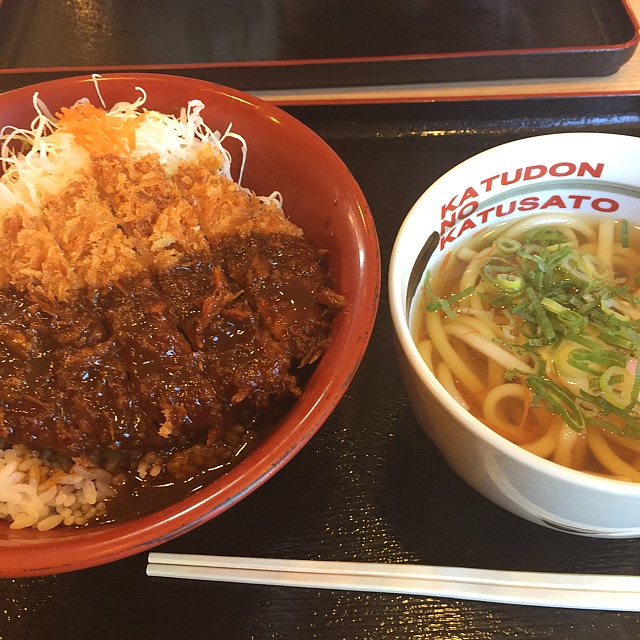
[0, 444, 116, 530]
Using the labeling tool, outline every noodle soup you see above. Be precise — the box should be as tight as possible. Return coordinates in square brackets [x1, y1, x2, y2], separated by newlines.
[390, 132, 640, 535]
[411, 213, 640, 482]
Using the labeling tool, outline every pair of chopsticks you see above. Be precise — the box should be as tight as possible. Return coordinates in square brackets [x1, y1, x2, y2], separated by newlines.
[146, 553, 640, 611]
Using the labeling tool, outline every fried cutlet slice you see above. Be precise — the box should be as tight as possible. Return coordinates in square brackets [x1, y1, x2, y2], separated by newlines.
[221, 232, 345, 366]
[91, 153, 210, 270]
[200, 266, 301, 406]
[0, 288, 61, 445]
[51, 298, 170, 455]
[171, 161, 303, 242]
[0, 205, 78, 301]
[157, 257, 300, 408]
[40, 173, 144, 293]
[0, 288, 169, 457]
[102, 277, 226, 442]
[170, 161, 343, 364]
[55, 338, 169, 455]
[0, 288, 102, 457]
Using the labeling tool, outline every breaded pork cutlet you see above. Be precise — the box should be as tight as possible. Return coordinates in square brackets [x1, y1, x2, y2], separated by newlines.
[0, 205, 78, 302]
[94, 152, 307, 409]
[157, 257, 300, 408]
[101, 278, 227, 443]
[170, 160, 344, 365]
[52, 301, 169, 456]
[222, 232, 345, 366]
[0, 136, 342, 479]
[172, 160, 303, 241]
[92, 153, 210, 270]
[0, 288, 167, 457]
[0, 288, 62, 449]
[41, 173, 144, 293]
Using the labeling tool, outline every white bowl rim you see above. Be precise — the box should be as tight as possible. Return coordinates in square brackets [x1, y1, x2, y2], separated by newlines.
[389, 130, 640, 498]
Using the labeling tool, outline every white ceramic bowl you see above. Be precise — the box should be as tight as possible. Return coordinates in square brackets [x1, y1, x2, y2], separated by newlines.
[389, 132, 640, 537]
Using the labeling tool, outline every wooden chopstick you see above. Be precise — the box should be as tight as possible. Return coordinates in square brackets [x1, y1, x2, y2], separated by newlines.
[146, 553, 640, 611]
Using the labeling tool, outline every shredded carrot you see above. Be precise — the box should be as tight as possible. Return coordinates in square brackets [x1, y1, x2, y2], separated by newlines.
[440, 249, 453, 271]
[56, 103, 143, 155]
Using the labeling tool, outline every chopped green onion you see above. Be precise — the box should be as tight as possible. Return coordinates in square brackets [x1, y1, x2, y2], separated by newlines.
[496, 238, 521, 254]
[600, 297, 630, 322]
[526, 287, 556, 343]
[585, 417, 629, 437]
[523, 228, 570, 246]
[563, 332, 601, 350]
[424, 272, 473, 319]
[517, 246, 553, 291]
[560, 251, 596, 288]
[577, 298, 601, 315]
[582, 254, 612, 282]
[579, 389, 640, 433]
[483, 292, 514, 308]
[627, 358, 640, 411]
[526, 375, 585, 431]
[493, 338, 538, 357]
[540, 297, 567, 315]
[547, 244, 573, 267]
[496, 273, 523, 291]
[622, 219, 629, 249]
[567, 349, 606, 376]
[447, 285, 475, 305]
[604, 373, 625, 385]
[557, 309, 584, 331]
[575, 397, 600, 419]
[588, 377, 602, 392]
[567, 348, 628, 373]
[481, 260, 525, 294]
[597, 331, 635, 352]
[600, 366, 633, 409]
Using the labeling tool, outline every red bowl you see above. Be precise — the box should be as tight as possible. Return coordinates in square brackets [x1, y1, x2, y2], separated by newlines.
[0, 73, 380, 576]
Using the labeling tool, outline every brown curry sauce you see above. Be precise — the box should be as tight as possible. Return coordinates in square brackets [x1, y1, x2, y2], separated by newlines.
[0, 232, 343, 522]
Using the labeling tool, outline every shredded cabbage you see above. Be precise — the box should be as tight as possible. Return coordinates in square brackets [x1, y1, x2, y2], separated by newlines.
[0, 79, 281, 216]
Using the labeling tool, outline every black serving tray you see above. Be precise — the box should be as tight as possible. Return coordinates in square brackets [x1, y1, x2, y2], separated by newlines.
[0, 0, 637, 93]
[2, 94, 640, 639]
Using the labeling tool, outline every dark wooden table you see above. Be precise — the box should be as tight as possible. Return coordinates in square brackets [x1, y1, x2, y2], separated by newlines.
[1, 96, 640, 639]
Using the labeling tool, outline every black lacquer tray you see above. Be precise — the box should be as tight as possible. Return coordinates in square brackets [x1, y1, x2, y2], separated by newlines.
[0, 0, 637, 92]
[2, 94, 640, 639]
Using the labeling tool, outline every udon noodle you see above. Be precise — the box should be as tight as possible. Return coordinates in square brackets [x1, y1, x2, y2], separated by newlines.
[412, 213, 640, 482]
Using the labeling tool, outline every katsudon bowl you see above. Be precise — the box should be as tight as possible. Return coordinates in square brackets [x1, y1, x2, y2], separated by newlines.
[0, 73, 380, 576]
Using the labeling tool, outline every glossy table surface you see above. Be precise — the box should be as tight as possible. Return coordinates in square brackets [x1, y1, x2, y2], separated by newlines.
[2, 95, 640, 639]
